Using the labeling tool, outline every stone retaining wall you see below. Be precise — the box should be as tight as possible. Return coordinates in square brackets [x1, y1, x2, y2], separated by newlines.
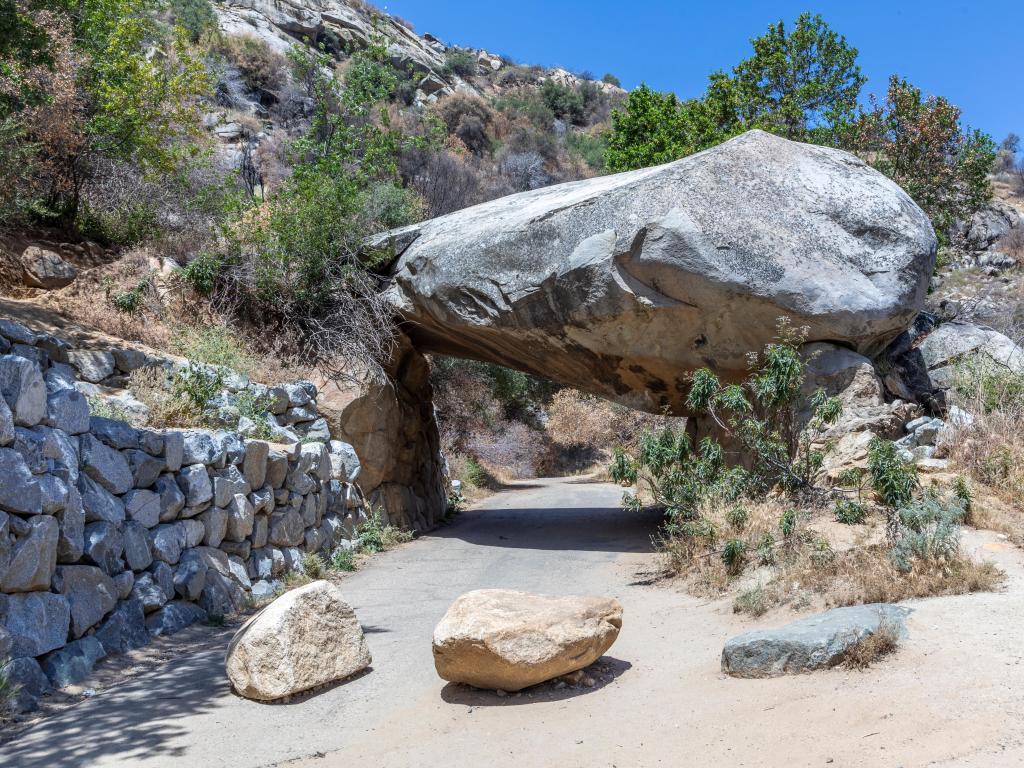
[0, 317, 370, 713]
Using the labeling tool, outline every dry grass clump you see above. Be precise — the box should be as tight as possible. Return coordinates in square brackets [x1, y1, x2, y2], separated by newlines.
[843, 618, 900, 670]
[783, 544, 1003, 608]
[126, 366, 203, 428]
[658, 494, 1003, 613]
[946, 357, 1024, 541]
[546, 388, 683, 475]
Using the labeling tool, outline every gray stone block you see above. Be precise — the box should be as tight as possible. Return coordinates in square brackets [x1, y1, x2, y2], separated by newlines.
[2, 591, 70, 657]
[41, 636, 106, 688]
[0, 354, 46, 426]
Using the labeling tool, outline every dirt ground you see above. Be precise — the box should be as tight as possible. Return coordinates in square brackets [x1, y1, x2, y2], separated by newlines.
[2, 477, 1023, 768]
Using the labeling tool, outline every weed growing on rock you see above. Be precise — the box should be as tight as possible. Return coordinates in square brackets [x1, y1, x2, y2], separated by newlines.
[356, 510, 413, 554]
[733, 585, 769, 617]
[843, 618, 900, 670]
[330, 548, 356, 572]
[301, 553, 326, 579]
[834, 498, 867, 525]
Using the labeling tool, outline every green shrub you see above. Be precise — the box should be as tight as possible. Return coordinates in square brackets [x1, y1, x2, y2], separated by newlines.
[733, 585, 768, 616]
[462, 456, 488, 488]
[78, 202, 161, 247]
[444, 49, 477, 77]
[109, 282, 147, 315]
[779, 507, 798, 538]
[301, 553, 326, 579]
[725, 506, 749, 531]
[609, 447, 637, 485]
[834, 498, 867, 525]
[721, 538, 746, 574]
[178, 252, 221, 295]
[170, 0, 218, 42]
[566, 130, 607, 171]
[868, 438, 917, 509]
[541, 80, 585, 124]
[356, 510, 413, 554]
[890, 495, 965, 572]
[171, 324, 254, 373]
[330, 547, 356, 572]
[172, 363, 225, 412]
[952, 476, 972, 515]
[601, 73, 621, 87]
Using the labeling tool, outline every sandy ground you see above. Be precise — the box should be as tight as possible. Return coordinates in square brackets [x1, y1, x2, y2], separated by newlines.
[2, 477, 1023, 768]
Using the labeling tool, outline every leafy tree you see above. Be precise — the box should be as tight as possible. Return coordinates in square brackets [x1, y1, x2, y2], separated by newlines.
[604, 84, 736, 172]
[842, 76, 996, 243]
[0, 0, 208, 228]
[169, 0, 218, 43]
[601, 72, 620, 87]
[208, 39, 430, 373]
[731, 12, 864, 141]
[540, 79, 584, 125]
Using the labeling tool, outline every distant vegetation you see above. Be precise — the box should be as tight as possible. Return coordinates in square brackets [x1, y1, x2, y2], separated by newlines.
[604, 13, 997, 246]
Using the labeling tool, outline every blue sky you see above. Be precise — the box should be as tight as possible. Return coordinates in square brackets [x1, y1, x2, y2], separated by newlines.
[382, 0, 1022, 143]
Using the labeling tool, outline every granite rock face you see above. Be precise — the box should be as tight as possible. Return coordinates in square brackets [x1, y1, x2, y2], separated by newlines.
[384, 130, 936, 414]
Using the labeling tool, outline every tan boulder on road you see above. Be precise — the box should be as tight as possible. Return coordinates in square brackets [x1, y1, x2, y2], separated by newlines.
[225, 580, 371, 701]
[432, 589, 623, 691]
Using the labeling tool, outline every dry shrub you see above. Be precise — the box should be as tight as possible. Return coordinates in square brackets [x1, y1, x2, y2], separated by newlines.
[546, 389, 683, 474]
[844, 618, 900, 670]
[126, 366, 202, 428]
[946, 357, 1024, 540]
[219, 35, 288, 92]
[466, 421, 552, 480]
[784, 544, 1003, 607]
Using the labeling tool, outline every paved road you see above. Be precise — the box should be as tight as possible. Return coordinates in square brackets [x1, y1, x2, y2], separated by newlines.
[5, 477, 1024, 768]
[0, 477, 662, 768]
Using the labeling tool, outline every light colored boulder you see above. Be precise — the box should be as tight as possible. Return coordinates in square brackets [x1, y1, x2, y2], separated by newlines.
[225, 580, 371, 701]
[124, 488, 161, 528]
[432, 589, 623, 691]
[20, 246, 78, 289]
[68, 349, 115, 383]
[79, 433, 133, 494]
[1, 516, 59, 593]
[44, 387, 90, 434]
[177, 463, 213, 506]
[383, 130, 936, 415]
[123, 521, 153, 571]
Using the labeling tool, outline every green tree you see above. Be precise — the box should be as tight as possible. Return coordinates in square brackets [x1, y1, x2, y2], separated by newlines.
[209, 39, 431, 371]
[843, 76, 996, 243]
[731, 12, 864, 141]
[604, 84, 736, 172]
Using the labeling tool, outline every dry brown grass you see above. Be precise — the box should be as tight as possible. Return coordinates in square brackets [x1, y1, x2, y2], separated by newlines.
[843, 618, 900, 670]
[782, 544, 1003, 608]
[657, 496, 1003, 610]
[945, 358, 1024, 543]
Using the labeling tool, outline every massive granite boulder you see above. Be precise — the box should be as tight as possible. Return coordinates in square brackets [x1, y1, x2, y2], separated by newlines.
[382, 130, 936, 414]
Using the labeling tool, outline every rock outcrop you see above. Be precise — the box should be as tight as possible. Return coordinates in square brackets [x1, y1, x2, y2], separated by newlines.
[225, 579, 371, 700]
[383, 130, 937, 415]
[721, 603, 910, 678]
[432, 589, 623, 691]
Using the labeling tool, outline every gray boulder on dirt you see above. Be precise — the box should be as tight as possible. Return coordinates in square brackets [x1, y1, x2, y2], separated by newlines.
[914, 321, 1024, 389]
[721, 603, 911, 678]
[20, 246, 78, 289]
[68, 349, 115, 383]
[432, 589, 623, 691]
[94, 598, 150, 654]
[956, 199, 1023, 251]
[382, 130, 936, 414]
[44, 387, 90, 434]
[225, 579, 371, 701]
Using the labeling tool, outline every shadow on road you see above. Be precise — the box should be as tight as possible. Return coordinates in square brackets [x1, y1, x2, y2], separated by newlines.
[430, 505, 662, 554]
[1, 630, 231, 767]
[439, 656, 632, 706]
